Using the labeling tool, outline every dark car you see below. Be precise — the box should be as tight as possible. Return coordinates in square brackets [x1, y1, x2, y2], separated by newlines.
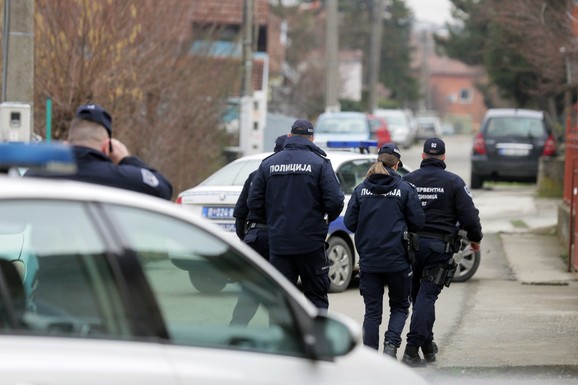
[470, 108, 557, 189]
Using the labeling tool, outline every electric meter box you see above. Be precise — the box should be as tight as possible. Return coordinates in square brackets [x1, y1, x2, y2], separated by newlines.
[0, 102, 31, 142]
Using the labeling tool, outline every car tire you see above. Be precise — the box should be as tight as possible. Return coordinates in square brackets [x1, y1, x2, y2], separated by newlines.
[470, 171, 483, 189]
[188, 271, 228, 293]
[326, 236, 353, 293]
[452, 239, 481, 282]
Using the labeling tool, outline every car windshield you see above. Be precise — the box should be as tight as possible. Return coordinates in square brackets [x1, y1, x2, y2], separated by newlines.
[316, 116, 368, 134]
[486, 117, 546, 138]
[368, 119, 384, 133]
[382, 115, 406, 126]
[199, 159, 263, 187]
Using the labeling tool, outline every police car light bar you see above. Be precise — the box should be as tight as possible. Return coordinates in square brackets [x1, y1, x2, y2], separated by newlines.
[326, 140, 378, 149]
[0, 142, 76, 173]
[326, 140, 378, 153]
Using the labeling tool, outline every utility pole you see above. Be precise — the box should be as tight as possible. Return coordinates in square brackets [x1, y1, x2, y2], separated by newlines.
[239, 0, 254, 156]
[325, 0, 339, 113]
[368, 0, 384, 114]
[2, 0, 35, 136]
[419, 30, 432, 112]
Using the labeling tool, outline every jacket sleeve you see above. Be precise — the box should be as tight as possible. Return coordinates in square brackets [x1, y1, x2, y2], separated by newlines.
[454, 178, 483, 242]
[343, 189, 360, 233]
[247, 166, 267, 222]
[233, 172, 253, 239]
[117, 156, 173, 200]
[320, 160, 345, 222]
[404, 183, 425, 232]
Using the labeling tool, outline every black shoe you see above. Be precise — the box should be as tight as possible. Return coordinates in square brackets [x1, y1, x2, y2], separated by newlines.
[401, 346, 426, 367]
[383, 343, 397, 359]
[422, 341, 438, 363]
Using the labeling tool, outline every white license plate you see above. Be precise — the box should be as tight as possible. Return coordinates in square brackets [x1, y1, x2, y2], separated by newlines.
[203, 207, 234, 219]
[498, 148, 529, 156]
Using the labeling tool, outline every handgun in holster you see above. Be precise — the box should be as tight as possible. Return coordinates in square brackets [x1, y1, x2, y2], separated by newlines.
[403, 231, 419, 264]
[444, 233, 461, 253]
[422, 258, 457, 288]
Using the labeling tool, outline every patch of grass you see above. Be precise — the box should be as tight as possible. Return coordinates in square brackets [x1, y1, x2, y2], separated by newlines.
[560, 253, 569, 265]
[510, 219, 529, 228]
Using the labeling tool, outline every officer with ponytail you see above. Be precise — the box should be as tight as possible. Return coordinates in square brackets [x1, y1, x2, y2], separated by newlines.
[344, 143, 424, 359]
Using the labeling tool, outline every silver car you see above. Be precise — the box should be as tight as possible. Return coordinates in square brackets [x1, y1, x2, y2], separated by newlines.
[0, 149, 428, 385]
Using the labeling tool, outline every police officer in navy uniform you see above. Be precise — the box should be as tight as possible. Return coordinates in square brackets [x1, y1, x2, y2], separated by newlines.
[247, 120, 344, 309]
[401, 137, 482, 366]
[26, 104, 173, 200]
[344, 143, 424, 358]
[229, 134, 287, 326]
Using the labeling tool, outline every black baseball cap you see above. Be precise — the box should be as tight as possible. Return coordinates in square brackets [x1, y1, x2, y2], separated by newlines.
[75, 104, 112, 137]
[274, 134, 288, 153]
[423, 137, 445, 155]
[378, 142, 403, 167]
[291, 119, 315, 135]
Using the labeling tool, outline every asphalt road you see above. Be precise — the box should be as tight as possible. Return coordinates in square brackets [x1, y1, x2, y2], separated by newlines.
[328, 134, 578, 384]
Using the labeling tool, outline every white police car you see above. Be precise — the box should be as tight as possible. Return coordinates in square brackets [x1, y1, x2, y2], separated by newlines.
[177, 141, 480, 293]
[0, 142, 428, 385]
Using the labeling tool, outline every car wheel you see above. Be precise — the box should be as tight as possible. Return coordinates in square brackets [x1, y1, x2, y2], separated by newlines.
[326, 236, 353, 293]
[452, 239, 481, 282]
[188, 271, 228, 293]
[470, 171, 483, 189]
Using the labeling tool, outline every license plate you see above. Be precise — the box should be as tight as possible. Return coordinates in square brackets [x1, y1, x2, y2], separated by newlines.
[498, 148, 529, 156]
[203, 207, 235, 219]
[496, 143, 532, 156]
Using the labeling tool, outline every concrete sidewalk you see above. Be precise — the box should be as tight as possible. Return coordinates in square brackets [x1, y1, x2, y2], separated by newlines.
[502, 231, 576, 285]
[434, 193, 578, 370]
[495, 193, 577, 285]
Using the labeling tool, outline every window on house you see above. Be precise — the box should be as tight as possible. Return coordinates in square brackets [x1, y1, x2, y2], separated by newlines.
[460, 88, 473, 104]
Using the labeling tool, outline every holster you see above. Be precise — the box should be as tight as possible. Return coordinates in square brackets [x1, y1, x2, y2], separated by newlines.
[422, 258, 457, 288]
[403, 231, 419, 264]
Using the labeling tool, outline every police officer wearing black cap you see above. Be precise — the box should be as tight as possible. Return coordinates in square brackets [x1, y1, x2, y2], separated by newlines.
[229, 134, 287, 326]
[344, 143, 424, 358]
[401, 137, 482, 367]
[26, 103, 172, 200]
[247, 119, 344, 309]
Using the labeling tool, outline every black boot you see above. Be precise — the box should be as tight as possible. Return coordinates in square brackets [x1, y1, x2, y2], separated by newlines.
[383, 342, 397, 359]
[401, 345, 426, 367]
[421, 341, 438, 363]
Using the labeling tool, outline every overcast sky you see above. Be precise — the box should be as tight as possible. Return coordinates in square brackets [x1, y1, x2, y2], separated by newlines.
[405, 0, 452, 25]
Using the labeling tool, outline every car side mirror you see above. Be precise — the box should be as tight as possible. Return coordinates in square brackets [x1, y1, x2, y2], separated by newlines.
[306, 312, 361, 360]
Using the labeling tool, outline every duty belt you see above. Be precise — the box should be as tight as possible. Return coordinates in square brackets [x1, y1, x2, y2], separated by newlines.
[417, 231, 454, 243]
[248, 222, 268, 230]
[418, 231, 460, 253]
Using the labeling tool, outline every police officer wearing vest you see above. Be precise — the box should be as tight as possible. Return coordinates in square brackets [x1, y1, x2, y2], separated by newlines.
[401, 137, 482, 366]
[26, 104, 173, 200]
[247, 120, 344, 309]
[344, 143, 424, 358]
[229, 135, 287, 325]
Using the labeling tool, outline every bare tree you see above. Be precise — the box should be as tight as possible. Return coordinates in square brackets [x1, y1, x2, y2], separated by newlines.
[33, 0, 241, 196]
[489, 0, 573, 96]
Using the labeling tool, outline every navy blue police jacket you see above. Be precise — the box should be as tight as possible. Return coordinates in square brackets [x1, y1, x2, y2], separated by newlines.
[403, 158, 482, 243]
[247, 136, 344, 255]
[233, 170, 266, 240]
[344, 169, 425, 273]
[26, 146, 173, 200]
